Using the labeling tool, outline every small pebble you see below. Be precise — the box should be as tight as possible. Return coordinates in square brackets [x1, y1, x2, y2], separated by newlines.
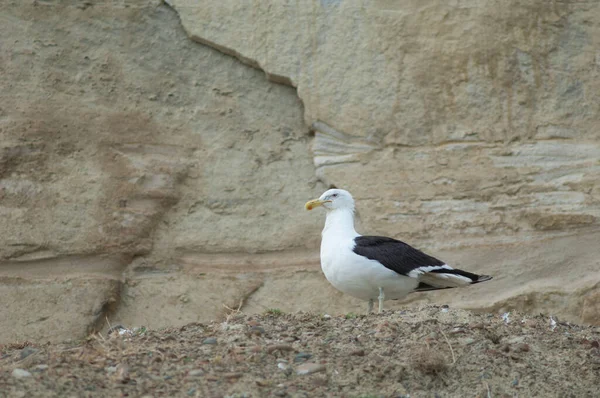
[515, 343, 530, 353]
[248, 326, 265, 335]
[459, 338, 476, 346]
[507, 336, 526, 344]
[20, 347, 38, 360]
[294, 352, 312, 363]
[12, 369, 32, 378]
[203, 337, 217, 345]
[277, 363, 289, 371]
[188, 369, 205, 377]
[34, 364, 48, 371]
[296, 362, 326, 375]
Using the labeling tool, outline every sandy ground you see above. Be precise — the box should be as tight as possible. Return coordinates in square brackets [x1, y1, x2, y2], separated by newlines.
[1, 306, 599, 398]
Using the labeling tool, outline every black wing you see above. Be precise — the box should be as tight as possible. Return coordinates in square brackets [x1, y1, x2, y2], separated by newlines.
[352, 235, 492, 286]
[352, 236, 445, 276]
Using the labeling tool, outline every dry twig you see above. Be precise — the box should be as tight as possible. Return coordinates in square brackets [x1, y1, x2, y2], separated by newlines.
[440, 329, 456, 365]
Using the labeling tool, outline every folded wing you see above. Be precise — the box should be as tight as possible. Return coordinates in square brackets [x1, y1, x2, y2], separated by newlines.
[352, 236, 492, 290]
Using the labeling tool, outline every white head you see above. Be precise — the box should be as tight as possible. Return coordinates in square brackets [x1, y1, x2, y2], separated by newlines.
[305, 189, 355, 212]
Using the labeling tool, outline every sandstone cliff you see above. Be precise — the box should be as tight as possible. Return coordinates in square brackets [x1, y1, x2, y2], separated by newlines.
[1, 0, 598, 343]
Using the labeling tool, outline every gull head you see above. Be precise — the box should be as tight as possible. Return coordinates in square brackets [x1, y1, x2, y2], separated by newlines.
[305, 189, 355, 212]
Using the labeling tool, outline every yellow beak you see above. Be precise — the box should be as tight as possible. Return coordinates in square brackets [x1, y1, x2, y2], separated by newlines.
[305, 199, 330, 211]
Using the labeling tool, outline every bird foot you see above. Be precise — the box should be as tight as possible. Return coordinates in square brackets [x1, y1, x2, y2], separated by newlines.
[378, 287, 385, 313]
[367, 299, 374, 314]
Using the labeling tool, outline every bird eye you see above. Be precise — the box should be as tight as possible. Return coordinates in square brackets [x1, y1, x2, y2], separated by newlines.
[332, 193, 338, 198]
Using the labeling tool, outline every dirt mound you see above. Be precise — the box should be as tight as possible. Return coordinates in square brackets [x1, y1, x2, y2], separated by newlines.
[1, 307, 599, 397]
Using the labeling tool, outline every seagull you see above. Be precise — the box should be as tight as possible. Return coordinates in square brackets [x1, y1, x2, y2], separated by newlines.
[305, 189, 492, 313]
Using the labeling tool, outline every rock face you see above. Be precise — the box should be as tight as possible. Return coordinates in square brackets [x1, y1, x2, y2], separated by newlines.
[1, 1, 320, 342]
[1, 0, 599, 342]
[171, 0, 600, 247]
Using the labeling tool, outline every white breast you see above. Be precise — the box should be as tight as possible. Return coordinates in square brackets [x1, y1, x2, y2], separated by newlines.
[319, 212, 418, 301]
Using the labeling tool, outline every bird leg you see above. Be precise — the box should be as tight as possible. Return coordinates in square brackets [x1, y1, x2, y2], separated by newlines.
[367, 299, 374, 314]
[378, 287, 385, 313]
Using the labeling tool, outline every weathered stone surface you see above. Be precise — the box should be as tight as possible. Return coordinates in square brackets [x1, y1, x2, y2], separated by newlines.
[11, 369, 32, 378]
[0, 1, 320, 342]
[111, 270, 264, 329]
[1, 0, 600, 342]
[165, 0, 600, 325]
[0, 275, 121, 343]
[0, 1, 320, 261]
[170, 0, 600, 248]
[171, 0, 600, 139]
[114, 231, 600, 328]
